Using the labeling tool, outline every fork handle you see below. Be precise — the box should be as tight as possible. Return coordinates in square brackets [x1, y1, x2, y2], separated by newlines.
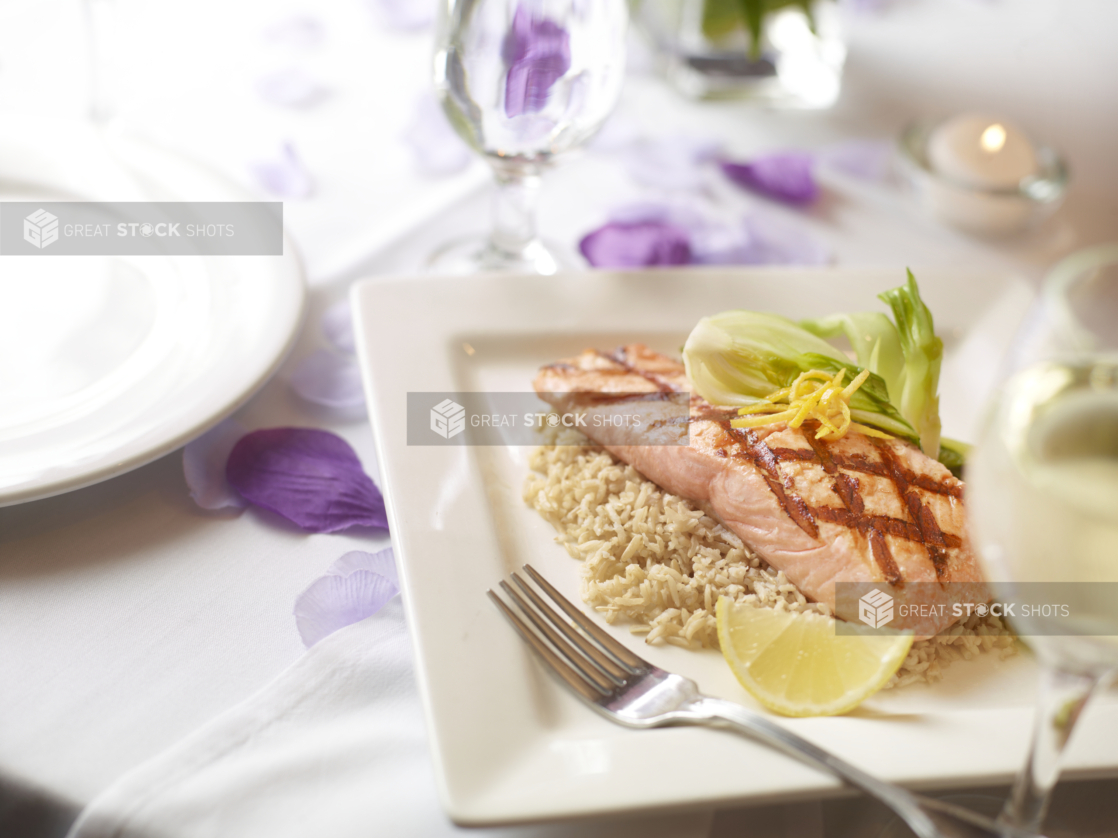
[694, 697, 942, 838]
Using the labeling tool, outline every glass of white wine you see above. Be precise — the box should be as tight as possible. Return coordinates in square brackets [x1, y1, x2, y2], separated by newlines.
[431, 0, 628, 275]
[968, 243, 1118, 833]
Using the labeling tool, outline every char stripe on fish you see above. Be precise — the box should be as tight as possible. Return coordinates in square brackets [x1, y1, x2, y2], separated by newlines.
[803, 433, 839, 475]
[733, 427, 820, 539]
[594, 348, 684, 395]
[770, 447, 963, 499]
[873, 440, 952, 581]
[828, 473, 905, 587]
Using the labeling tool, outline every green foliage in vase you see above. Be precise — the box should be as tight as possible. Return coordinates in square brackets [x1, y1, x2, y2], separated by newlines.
[701, 0, 818, 59]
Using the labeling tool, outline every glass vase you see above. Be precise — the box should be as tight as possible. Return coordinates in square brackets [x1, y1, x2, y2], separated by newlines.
[636, 0, 845, 107]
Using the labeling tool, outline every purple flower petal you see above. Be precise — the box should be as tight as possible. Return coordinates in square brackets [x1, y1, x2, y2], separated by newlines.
[587, 199, 830, 267]
[368, 0, 435, 31]
[249, 143, 314, 199]
[226, 428, 388, 533]
[816, 139, 894, 181]
[321, 299, 355, 354]
[596, 200, 725, 264]
[289, 349, 366, 411]
[721, 153, 819, 205]
[579, 221, 692, 268]
[294, 569, 399, 647]
[502, 4, 571, 118]
[403, 94, 472, 176]
[686, 219, 753, 265]
[183, 418, 248, 510]
[328, 547, 398, 587]
[263, 15, 325, 48]
[255, 67, 329, 109]
[625, 136, 721, 190]
[295, 547, 400, 648]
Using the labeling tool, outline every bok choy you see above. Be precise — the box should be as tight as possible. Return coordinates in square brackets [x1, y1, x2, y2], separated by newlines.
[682, 271, 948, 462]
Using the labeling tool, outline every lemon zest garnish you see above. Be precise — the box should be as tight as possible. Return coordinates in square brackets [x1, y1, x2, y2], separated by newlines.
[842, 368, 871, 399]
[790, 380, 830, 427]
[759, 387, 791, 404]
[735, 402, 789, 415]
[730, 368, 892, 442]
[730, 409, 799, 429]
[849, 421, 894, 440]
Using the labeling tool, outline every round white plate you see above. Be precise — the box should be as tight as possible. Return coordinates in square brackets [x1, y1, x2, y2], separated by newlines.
[0, 117, 305, 506]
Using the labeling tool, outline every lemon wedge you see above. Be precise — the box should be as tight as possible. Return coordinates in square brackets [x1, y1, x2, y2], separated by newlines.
[715, 597, 914, 717]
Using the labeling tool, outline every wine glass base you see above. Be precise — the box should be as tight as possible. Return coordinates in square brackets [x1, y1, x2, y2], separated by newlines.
[877, 793, 1075, 838]
[426, 236, 574, 276]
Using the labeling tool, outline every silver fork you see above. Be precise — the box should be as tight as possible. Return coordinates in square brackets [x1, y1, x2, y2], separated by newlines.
[488, 565, 1044, 838]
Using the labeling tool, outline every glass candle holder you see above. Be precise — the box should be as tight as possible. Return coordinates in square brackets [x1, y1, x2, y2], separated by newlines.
[635, 0, 845, 106]
[897, 117, 1068, 236]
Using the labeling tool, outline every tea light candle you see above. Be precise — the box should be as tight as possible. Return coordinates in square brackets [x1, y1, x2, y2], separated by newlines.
[899, 113, 1066, 236]
[927, 113, 1039, 190]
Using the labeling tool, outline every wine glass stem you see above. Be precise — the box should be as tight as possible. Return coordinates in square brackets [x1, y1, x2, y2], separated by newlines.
[488, 161, 541, 258]
[999, 665, 1101, 832]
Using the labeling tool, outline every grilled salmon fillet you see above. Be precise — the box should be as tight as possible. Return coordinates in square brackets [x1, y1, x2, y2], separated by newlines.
[534, 344, 988, 635]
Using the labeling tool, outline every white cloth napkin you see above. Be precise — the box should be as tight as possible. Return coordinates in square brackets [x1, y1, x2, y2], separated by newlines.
[66, 598, 714, 838]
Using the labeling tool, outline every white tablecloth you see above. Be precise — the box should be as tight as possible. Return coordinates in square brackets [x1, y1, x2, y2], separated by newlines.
[2, 0, 1117, 836]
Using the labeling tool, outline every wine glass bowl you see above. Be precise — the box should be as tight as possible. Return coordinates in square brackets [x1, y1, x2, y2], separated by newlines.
[432, 0, 628, 274]
[966, 243, 1118, 831]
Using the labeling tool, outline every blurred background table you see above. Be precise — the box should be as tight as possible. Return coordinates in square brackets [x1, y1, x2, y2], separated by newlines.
[1, 1, 1117, 836]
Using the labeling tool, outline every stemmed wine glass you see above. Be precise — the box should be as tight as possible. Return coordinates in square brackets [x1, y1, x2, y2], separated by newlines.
[431, 0, 628, 275]
[967, 243, 1118, 833]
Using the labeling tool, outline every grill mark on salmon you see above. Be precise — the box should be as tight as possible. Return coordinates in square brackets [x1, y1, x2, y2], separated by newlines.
[907, 471, 965, 500]
[769, 447, 818, 463]
[774, 430, 962, 580]
[690, 405, 742, 424]
[771, 446, 962, 499]
[595, 348, 683, 395]
[733, 427, 820, 539]
[829, 473, 905, 587]
[874, 440, 952, 580]
[803, 432, 839, 475]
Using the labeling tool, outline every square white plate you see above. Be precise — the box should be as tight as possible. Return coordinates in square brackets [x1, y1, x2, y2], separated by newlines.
[353, 267, 1118, 826]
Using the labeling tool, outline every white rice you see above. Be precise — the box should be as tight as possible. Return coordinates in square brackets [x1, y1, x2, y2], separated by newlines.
[524, 430, 1017, 688]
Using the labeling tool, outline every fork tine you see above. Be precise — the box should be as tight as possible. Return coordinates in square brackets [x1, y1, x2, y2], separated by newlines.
[498, 581, 618, 694]
[508, 572, 630, 683]
[523, 564, 648, 671]
[487, 590, 605, 703]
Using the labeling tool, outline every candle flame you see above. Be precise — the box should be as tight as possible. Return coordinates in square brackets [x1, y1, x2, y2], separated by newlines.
[980, 123, 1007, 153]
